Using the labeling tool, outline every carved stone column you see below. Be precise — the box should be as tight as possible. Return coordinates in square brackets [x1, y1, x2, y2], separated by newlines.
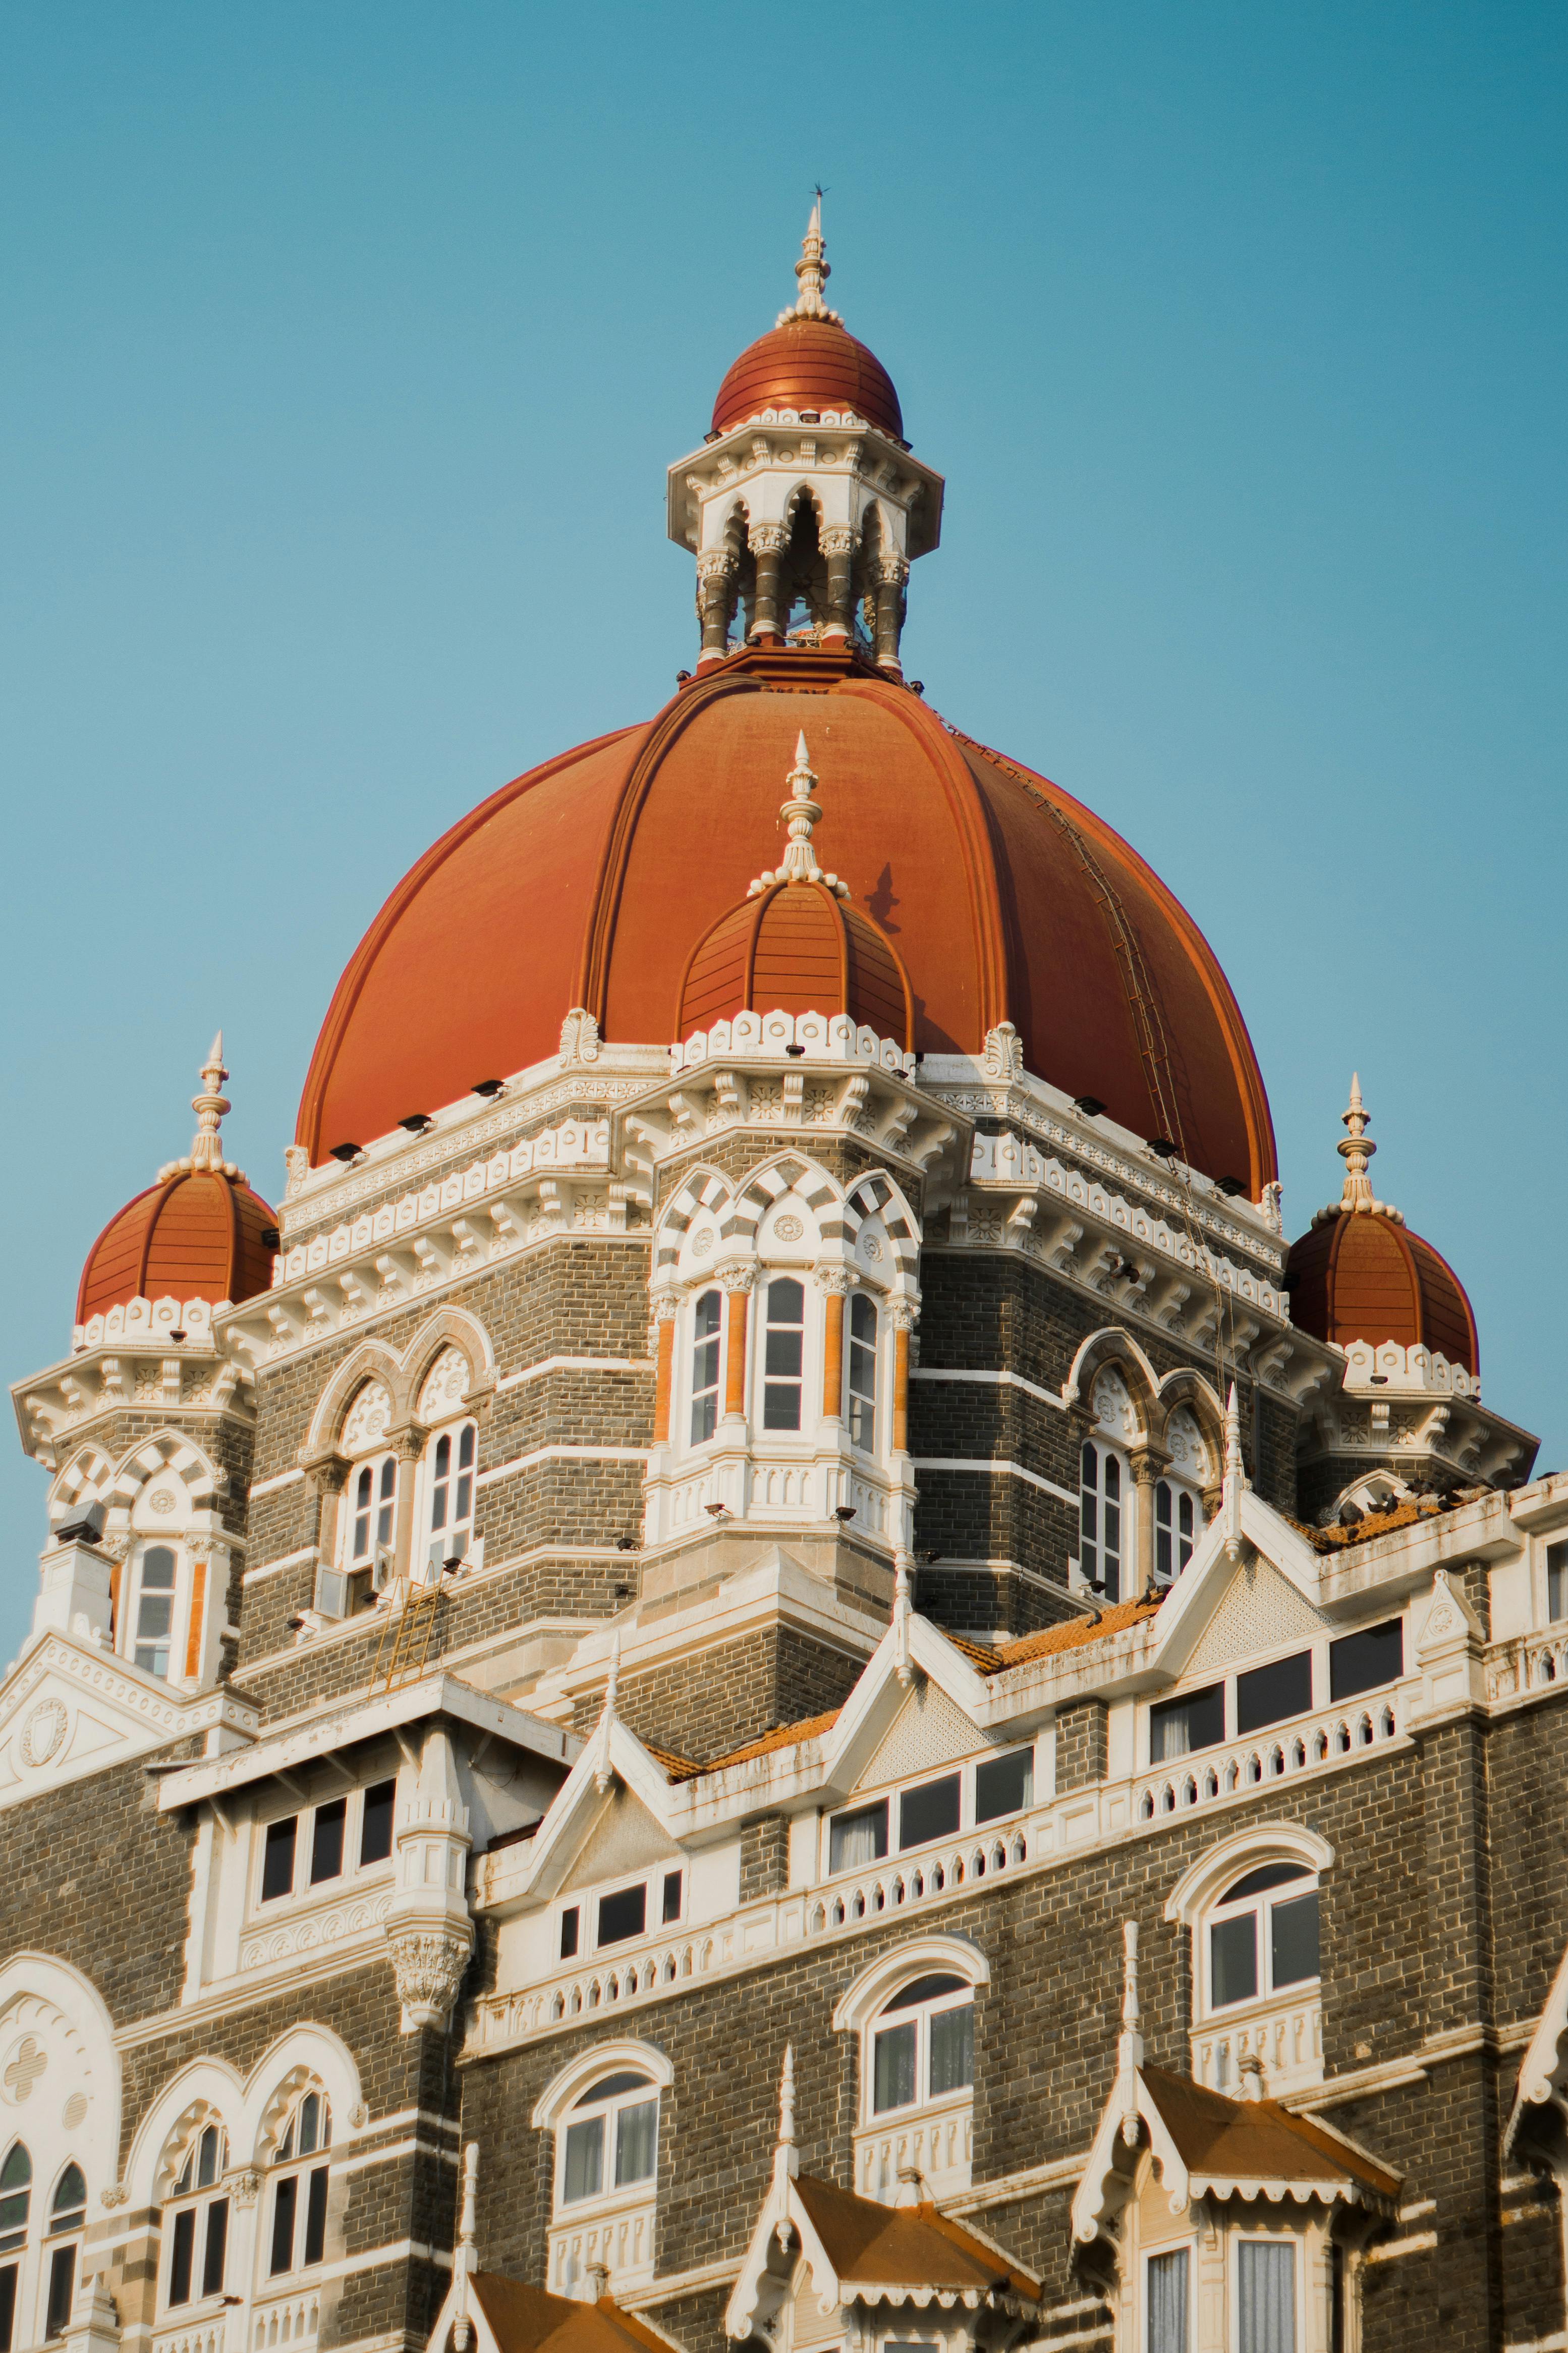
[816, 1270, 854, 1421]
[820, 527, 854, 644]
[1129, 1448, 1169, 1599]
[651, 1295, 680, 1445]
[889, 1301, 919, 1456]
[873, 553, 910, 674]
[719, 1268, 756, 1420]
[749, 524, 787, 645]
[384, 1724, 474, 2033]
[388, 1425, 426, 1582]
[696, 551, 736, 662]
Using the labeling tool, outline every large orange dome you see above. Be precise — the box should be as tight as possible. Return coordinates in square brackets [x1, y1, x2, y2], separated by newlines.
[296, 649, 1276, 1193]
[1284, 1211, 1478, 1376]
[78, 1170, 277, 1324]
[712, 318, 904, 440]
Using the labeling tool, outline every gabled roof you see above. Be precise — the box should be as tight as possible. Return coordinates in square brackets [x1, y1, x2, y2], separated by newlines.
[1505, 1933, 1568, 2156]
[794, 2176, 1040, 2300]
[466, 2275, 677, 2353]
[991, 1598, 1161, 1671]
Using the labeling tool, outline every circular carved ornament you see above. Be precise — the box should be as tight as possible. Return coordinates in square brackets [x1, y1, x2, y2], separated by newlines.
[859, 1235, 883, 1262]
[62, 2094, 87, 2129]
[21, 1700, 68, 1768]
[148, 1488, 177, 1512]
[691, 1229, 714, 1260]
[2, 2036, 47, 2106]
[774, 1215, 804, 1242]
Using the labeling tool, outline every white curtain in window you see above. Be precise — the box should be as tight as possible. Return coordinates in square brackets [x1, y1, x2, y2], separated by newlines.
[1147, 2249, 1188, 2353]
[835, 1814, 883, 1870]
[1238, 2240, 1296, 2353]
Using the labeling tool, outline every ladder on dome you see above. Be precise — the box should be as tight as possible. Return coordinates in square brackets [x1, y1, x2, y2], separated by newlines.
[371, 1572, 444, 1693]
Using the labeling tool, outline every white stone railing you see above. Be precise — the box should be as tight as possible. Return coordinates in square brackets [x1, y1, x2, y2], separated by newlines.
[1135, 1693, 1402, 1825]
[1193, 1993, 1323, 2098]
[803, 1828, 1031, 1936]
[670, 1012, 906, 1076]
[250, 2291, 319, 2352]
[854, 2091, 973, 2202]
[1487, 1632, 1568, 1701]
[153, 2314, 226, 2353]
[547, 2191, 656, 2297]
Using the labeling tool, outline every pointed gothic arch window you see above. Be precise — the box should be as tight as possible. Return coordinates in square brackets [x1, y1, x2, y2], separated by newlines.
[264, 2091, 331, 2282]
[0, 2144, 30, 2353]
[164, 2124, 229, 2312]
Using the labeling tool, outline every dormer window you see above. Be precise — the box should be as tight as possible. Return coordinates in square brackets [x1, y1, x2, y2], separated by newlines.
[691, 1290, 722, 1443]
[762, 1279, 806, 1431]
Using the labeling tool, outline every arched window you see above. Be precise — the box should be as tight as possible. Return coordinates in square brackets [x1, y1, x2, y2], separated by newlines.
[1081, 1443, 1125, 1602]
[1154, 1482, 1198, 1585]
[343, 1456, 397, 1611]
[265, 2092, 331, 2282]
[847, 1293, 877, 1450]
[42, 2164, 84, 2341]
[0, 2144, 30, 2353]
[557, 2070, 659, 2212]
[869, 1972, 974, 2117]
[165, 2125, 228, 2311]
[129, 1544, 179, 1679]
[762, 1279, 805, 1432]
[424, 1423, 476, 1575]
[1204, 1863, 1320, 2020]
[690, 1290, 722, 1445]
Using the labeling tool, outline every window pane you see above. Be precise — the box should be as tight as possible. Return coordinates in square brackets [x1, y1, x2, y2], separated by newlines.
[45, 2245, 75, 2339]
[1238, 2241, 1296, 2353]
[872, 2020, 917, 2113]
[1270, 1892, 1320, 1989]
[929, 2002, 974, 2095]
[0, 2266, 16, 2353]
[768, 1278, 804, 1322]
[360, 1780, 395, 1866]
[1328, 1619, 1403, 1701]
[559, 1906, 580, 1960]
[1236, 1653, 1312, 1735]
[201, 2200, 229, 2297]
[1150, 1686, 1224, 1762]
[141, 1546, 177, 1590]
[169, 2207, 196, 2306]
[615, 2099, 659, 2186]
[1148, 2248, 1189, 2353]
[50, 2167, 85, 2227]
[661, 1870, 683, 1923]
[563, 2117, 604, 2204]
[1225, 1863, 1310, 1904]
[882, 1973, 968, 2014]
[829, 1801, 887, 1872]
[975, 1748, 1032, 1823]
[575, 2072, 652, 2106]
[269, 2175, 298, 2275]
[1550, 1543, 1568, 1624]
[899, 1774, 961, 1849]
[1211, 1913, 1259, 2008]
[261, 1818, 298, 1902]
[298, 2096, 320, 2156]
[303, 2168, 328, 2267]
[597, 1884, 647, 1947]
[136, 1594, 173, 1639]
[310, 1799, 346, 1884]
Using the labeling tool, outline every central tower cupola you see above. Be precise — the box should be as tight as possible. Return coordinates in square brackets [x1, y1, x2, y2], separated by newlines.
[667, 204, 944, 676]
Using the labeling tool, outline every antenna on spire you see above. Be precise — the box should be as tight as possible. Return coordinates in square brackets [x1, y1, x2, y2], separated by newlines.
[748, 734, 850, 898]
[777, 197, 843, 328]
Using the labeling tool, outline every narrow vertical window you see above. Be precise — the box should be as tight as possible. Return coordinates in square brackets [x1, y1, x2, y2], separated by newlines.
[133, 1545, 178, 1678]
[1549, 1541, 1568, 1623]
[310, 1797, 346, 1884]
[426, 1425, 476, 1572]
[359, 1778, 396, 1865]
[351, 1466, 373, 1561]
[690, 1290, 722, 1443]
[1147, 2247, 1190, 2353]
[261, 1816, 298, 1902]
[44, 2246, 74, 2338]
[1081, 1445, 1124, 1601]
[0, 2266, 16, 2353]
[375, 1457, 396, 1552]
[847, 1294, 877, 1449]
[763, 1279, 806, 1431]
[1238, 2240, 1296, 2353]
[200, 2198, 228, 2299]
[269, 2175, 298, 2276]
[1081, 1443, 1098, 1590]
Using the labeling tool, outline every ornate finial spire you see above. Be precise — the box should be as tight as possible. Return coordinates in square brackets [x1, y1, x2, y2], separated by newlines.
[892, 1552, 915, 1687]
[1117, 1921, 1143, 2145]
[1222, 1383, 1248, 1563]
[776, 193, 843, 328]
[593, 1630, 621, 1795]
[189, 1032, 230, 1173]
[772, 2044, 799, 2189]
[748, 734, 850, 899]
[1314, 1073, 1403, 1226]
[452, 2142, 479, 2350]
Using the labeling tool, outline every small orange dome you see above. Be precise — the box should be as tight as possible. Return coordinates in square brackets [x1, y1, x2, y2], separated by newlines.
[78, 1170, 278, 1325]
[679, 878, 913, 1049]
[1284, 1211, 1478, 1377]
[712, 318, 903, 440]
[77, 1038, 276, 1326]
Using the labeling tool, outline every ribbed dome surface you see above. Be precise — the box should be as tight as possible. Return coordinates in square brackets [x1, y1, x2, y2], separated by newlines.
[679, 878, 913, 1048]
[78, 1171, 277, 1323]
[712, 319, 903, 439]
[1284, 1212, 1478, 1375]
[297, 649, 1276, 1193]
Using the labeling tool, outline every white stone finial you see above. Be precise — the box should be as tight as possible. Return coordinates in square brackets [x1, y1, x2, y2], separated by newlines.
[161, 1032, 246, 1184]
[747, 734, 849, 899]
[1314, 1072, 1403, 1227]
[1122, 1919, 1141, 2034]
[1222, 1383, 1248, 1563]
[779, 2043, 796, 2146]
[776, 192, 843, 328]
[1117, 1921, 1144, 2145]
[892, 1553, 915, 1688]
[452, 2142, 478, 2348]
[594, 1630, 621, 1795]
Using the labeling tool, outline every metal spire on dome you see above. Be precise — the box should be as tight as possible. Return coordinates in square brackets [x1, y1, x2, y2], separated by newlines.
[776, 191, 843, 328]
[748, 734, 850, 899]
[158, 1033, 246, 1185]
[1311, 1073, 1404, 1227]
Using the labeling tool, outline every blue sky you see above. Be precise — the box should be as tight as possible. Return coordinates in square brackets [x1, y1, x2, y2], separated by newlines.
[3, 3, 1563, 1663]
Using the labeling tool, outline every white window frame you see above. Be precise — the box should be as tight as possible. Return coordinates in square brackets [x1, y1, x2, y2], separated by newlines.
[338, 1449, 399, 1608]
[252, 1776, 400, 1912]
[1080, 1437, 1130, 1604]
[1201, 1866, 1321, 2022]
[846, 1291, 880, 1453]
[161, 2125, 229, 2315]
[261, 2092, 332, 2287]
[1231, 2229, 1303, 2353]
[864, 1971, 975, 2123]
[823, 1743, 1036, 1875]
[687, 1287, 724, 1448]
[574, 1864, 686, 1957]
[419, 1418, 477, 1578]
[757, 1272, 812, 1439]
[122, 1540, 187, 1683]
[1143, 2236, 1196, 2353]
[1154, 1474, 1205, 1588]
[553, 2071, 662, 2218]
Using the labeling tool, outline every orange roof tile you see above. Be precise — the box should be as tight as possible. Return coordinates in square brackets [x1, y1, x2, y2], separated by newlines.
[1141, 2067, 1399, 2201]
[794, 2176, 1041, 2299]
[667, 1710, 841, 1782]
[470, 2275, 675, 2353]
[991, 1595, 1164, 1671]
